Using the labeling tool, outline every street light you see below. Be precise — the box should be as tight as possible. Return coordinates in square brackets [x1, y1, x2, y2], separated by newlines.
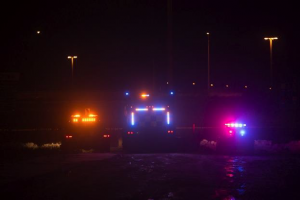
[207, 32, 210, 91]
[68, 56, 77, 80]
[264, 37, 278, 88]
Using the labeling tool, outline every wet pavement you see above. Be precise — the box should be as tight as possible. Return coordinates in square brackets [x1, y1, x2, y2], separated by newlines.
[1, 153, 300, 199]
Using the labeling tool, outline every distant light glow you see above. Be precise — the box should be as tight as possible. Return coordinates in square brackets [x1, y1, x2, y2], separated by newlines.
[264, 37, 278, 40]
[170, 91, 174, 95]
[37, 31, 40, 34]
[226, 85, 229, 88]
[103, 134, 110, 138]
[131, 112, 134, 125]
[89, 114, 97, 117]
[210, 84, 214, 87]
[135, 108, 148, 111]
[141, 94, 150, 98]
[167, 112, 170, 124]
[192, 82, 196, 85]
[68, 56, 77, 59]
[167, 82, 169, 85]
[153, 108, 165, 111]
[125, 92, 129, 96]
[72, 114, 80, 118]
[72, 118, 78, 122]
[245, 85, 248, 89]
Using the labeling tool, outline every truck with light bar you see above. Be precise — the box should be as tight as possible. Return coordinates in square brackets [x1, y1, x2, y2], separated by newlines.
[122, 91, 177, 151]
[61, 108, 110, 152]
[216, 122, 254, 153]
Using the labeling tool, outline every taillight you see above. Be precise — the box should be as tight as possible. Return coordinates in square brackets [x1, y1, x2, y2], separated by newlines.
[103, 134, 110, 138]
[127, 131, 134, 135]
[66, 135, 73, 139]
[168, 130, 173, 134]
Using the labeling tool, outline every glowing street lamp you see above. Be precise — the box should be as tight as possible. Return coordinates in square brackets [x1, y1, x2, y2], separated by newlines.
[68, 56, 77, 80]
[264, 37, 278, 88]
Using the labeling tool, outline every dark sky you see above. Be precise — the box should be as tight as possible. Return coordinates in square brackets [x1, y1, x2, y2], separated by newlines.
[1, 0, 299, 91]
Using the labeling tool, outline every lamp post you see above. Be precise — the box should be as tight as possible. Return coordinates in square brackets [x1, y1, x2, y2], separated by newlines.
[264, 37, 278, 88]
[68, 56, 77, 80]
[207, 32, 210, 91]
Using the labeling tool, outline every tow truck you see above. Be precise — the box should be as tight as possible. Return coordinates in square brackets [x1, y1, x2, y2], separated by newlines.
[216, 122, 254, 153]
[61, 108, 110, 152]
[122, 91, 177, 152]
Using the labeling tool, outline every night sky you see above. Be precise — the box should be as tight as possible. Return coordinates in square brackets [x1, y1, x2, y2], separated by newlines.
[1, 1, 299, 91]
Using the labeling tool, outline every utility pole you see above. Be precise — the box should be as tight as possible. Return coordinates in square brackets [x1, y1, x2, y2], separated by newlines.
[167, 0, 173, 89]
[207, 32, 210, 91]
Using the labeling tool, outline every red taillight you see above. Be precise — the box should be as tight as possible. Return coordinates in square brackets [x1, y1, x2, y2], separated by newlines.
[168, 130, 173, 134]
[171, 130, 174, 133]
[103, 134, 110, 138]
[127, 131, 130, 134]
[127, 131, 134, 135]
[66, 135, 73, 139]
[168, 130, 170, 133]
[131, 132, 133, 134]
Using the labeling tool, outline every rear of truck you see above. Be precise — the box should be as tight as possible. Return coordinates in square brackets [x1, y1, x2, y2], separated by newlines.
[122, 93, 176, 152]
[62, 109, 110, 152]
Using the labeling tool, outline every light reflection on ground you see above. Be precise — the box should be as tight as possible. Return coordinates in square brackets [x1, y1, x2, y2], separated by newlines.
[214, 156, 246, 199]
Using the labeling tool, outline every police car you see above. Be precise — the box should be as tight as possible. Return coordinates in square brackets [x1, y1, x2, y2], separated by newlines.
[216, 122, 254, 153]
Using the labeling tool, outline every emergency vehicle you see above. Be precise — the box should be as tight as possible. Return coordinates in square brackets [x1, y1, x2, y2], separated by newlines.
[216, 122, 254, 153]
[122, 91, 177, 152]
[61, 108, 110, 152]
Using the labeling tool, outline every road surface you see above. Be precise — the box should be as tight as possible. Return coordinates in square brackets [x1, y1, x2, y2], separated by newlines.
[1, 153, 300, 199]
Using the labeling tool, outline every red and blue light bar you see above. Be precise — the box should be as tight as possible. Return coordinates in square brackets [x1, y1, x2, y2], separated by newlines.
[225, 123, 246, 128]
